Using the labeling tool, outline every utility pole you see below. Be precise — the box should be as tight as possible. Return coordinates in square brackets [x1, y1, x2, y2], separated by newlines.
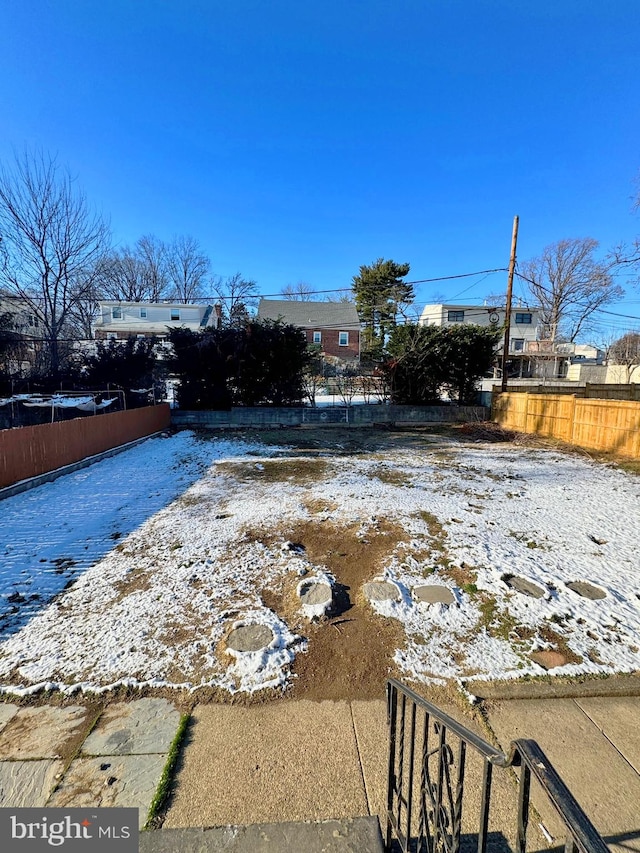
[501, 215, 519, 393]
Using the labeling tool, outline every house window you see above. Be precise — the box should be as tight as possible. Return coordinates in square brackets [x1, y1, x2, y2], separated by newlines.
[338, 331, 349, 346]
[512, 338, 525, 352]
[313, 331, 322, 344]
[136, 334, 146, 340]
[140, 308, 148, 318]
[170, 309, 181, 321]
[107, 332, 118, 340]
[515, 312, 532, 324]
[28, 314, 39, 328]
[111, 307, 122, 320]
[447, 310, 465, 322]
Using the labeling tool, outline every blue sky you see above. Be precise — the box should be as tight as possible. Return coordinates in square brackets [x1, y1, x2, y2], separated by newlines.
[2, 0, 639, 341]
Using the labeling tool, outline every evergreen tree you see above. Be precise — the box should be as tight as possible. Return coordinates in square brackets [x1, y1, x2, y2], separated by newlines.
[351, 258, 412, 359]
[384, 323, 499, 405]
[81, 337, 161, 405]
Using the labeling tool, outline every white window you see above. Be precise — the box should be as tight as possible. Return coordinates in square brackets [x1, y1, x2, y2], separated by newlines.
[170, 309, 181, 321]
[447, 310, 464, 323]
[111, 307, 122, 320]
[515, 312, 532, 324]
[107, 332, 118, 340]
[137, 334, 146, 340]
[313, 331, 322, 344]
[338, 331, 349, 346]
[140, 308, 148, 318]
[512, 338, 525, 352]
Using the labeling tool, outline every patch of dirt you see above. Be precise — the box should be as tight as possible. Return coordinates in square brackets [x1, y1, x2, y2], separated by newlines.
[112, 567, 153, 597]
[262, 518, 409, 701]
[538, 624, 583, 666]
[216, 458, 328, 485]
[366, 466, 413, 487]
[530, 650, 570, 670]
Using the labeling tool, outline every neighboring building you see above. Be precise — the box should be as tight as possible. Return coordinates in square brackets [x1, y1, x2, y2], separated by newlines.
[419, 302, 577, 380]
[0, 295, 42, 376]
[257, 299, 361, 361]
[92, 301, 222, 342]
[419, 303, 542, 354]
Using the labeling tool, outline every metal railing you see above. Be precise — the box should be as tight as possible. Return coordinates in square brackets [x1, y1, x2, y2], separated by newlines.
[386, 679, 609, 853]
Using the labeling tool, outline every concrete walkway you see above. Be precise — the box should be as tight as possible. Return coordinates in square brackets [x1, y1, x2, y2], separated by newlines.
[0, 692, 638, 852]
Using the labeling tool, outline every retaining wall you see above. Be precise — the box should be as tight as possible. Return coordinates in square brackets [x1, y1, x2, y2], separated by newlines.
[171, 404, 489, 429]
[492, 393, 640, 458]
[0, 404, 171, 490]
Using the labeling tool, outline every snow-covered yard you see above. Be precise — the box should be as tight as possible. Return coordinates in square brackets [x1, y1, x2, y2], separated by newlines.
[0, 429, 639, 696]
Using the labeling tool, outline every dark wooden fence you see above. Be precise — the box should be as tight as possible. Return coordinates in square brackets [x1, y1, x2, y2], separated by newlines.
[0, 404, 171, 490]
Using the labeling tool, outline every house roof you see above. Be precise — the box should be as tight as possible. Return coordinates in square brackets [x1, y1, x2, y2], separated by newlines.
[97, 300, 210, 310]
[257, 299, 360, 330]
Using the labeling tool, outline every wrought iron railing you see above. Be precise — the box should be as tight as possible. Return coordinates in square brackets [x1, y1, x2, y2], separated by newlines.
[386, 679, 609, 853]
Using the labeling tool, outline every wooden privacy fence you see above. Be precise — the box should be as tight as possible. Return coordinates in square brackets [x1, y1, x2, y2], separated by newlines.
[495, 383, 640, 401]
[0, 404, 171, 490]
[493, 393, 640, 458]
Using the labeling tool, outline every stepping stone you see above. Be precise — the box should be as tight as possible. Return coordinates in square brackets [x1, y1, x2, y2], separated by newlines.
[227, 624, 274, 653]
[0, 759, 63, 807]
[0, 704, 18, 734]
[0, 705, 89, 759]
[531, 650, 567, 670]
[363, 581, 400, 603]
[298, 582, 332, 606]
[413, 585, 456, 605]
[48, 754, 166, 829]
[82, 698, 180, 756]
[502, 574, 545, 599]
[566, 581, 606, 600]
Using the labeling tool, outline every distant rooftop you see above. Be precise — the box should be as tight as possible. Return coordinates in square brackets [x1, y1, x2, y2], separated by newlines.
[257, 299, 360, 329]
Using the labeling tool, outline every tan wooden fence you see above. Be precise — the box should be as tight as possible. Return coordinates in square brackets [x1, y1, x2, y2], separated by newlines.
[492, 393, 640, 458]
[492, 383, 640, 400]
[0, 404, 171, 490]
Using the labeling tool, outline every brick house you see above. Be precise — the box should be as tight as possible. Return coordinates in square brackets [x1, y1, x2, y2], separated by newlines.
[257, 299, 361, 361]
[92, 301, 222, 342]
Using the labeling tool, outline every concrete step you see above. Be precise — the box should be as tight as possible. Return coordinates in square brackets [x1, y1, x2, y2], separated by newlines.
[139, 817, 385, 852]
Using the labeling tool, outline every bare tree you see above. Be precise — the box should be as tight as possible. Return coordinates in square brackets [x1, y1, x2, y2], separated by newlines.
[166, 235, 210, 303]
[98, 235, 172, 303]
[608, 331, 640, 381]
[137, 234, 169, 302]
[281, 281, 316, 301]
[520, 238, 623, 342]
[213, 272, 259, 327]
[0, 150, 110, 375]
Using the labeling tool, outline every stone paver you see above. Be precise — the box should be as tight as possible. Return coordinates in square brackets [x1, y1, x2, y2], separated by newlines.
[82, 698, 180, 756]
[164, 700, 368, 828]
[502, 575, 545, 598]
[299, 582, 332, 606]
[363, 581, 400, 602]
[413, 585, 456, 605]
[48, 754, 167, 829]
[0, 759, 63, 807]
[566, 581, 607, 600]
[0, 703, 19, 733]
[226, 625, 274, 653]
[485, 698, 640, 851]
[0, 705, 89, 759]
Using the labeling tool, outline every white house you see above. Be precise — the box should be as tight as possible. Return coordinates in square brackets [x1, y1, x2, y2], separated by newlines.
[419, 303, 542, 354]
[92, 301, 222, 342]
